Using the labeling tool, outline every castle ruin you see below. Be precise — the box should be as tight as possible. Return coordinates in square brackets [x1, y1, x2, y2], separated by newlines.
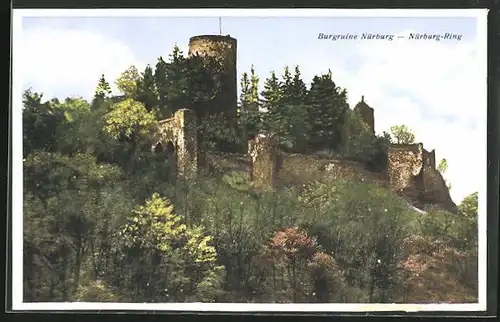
[188, 35, 238, 121]
[151, 34, 458, 213]
[151, 109, 198, 181]
[353, 95, 375, 134]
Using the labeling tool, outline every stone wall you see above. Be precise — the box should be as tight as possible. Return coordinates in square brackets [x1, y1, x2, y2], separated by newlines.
[387, 143, 458, 213]
[387, 143, 425, 203]
[423, 149, 436, 169]
[421, 166, 459, 213]
[152, 109, 198, 181]
[248, 134, 276, 187]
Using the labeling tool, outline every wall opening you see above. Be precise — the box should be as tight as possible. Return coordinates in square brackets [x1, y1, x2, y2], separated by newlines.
[165, 141, 177, 181]
[154, 142, 163, 153]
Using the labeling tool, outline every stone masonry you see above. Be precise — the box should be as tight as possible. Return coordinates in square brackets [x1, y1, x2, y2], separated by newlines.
[248, 134, 277, 188]
[151, 109, 198, 181]
[188, 35, 238, 120]
[150, 34, 458, 213]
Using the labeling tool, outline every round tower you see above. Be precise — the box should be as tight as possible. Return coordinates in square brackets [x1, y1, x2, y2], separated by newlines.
[188, 35, 237, 120]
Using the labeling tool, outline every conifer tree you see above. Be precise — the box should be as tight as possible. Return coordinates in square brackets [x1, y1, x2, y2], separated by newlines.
[153, 45, 189, 119]
[91, 74, 112, 111]
[136, 65, 159, 113]
[239, 68, 261, 139]
[93, 74, 112, 101]
[290, 66, 308, 104]
[239, 72, 251, 108]
[280, 66, 293, 98]
[261, 71, 282, 115]
[306, 70, 349, 151]
[248, 65, 260, 107]
[154, 56, 170, 117]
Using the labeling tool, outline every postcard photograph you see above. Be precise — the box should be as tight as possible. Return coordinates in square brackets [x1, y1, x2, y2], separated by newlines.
[11, 9, 487, 312]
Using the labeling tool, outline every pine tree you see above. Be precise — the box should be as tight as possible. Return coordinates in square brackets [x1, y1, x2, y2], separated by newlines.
[306, 70, 349, 151]
[248, 65, 260, 107]
[136, 65, 159, 113]
[93, 74, 112, 101]
[91, 74, 112, 111]
[153, 45, 189, 119]
[154, 56, 170, 117]
[261, 71, 282, 115]
[238, 69, 260, 140]
[290, 66, 308, 104]
[271, 65, 311, 152]
[239, 72, 251, 108]
[281, 66, 293, 98]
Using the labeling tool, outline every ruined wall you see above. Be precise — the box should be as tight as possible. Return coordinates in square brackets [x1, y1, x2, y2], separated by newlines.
[248, 134, 276, 187]
[422, 149, 436, 169]
[188, 35, 238, 120]
[421, 167, 459, 213]
[387, 144, 458, 213]
[152, 109, 198, 180]
[387, 143, 425, 203]
[353, 96, 375, 134]
[276, 154, 387, 187]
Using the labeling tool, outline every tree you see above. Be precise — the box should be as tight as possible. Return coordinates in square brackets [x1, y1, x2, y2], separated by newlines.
[262, 67, 310, 151]
[261, 71, 282, 115]
[93, 75, 112, 101]
[239, 72, 251, 108]
[290, 66, 308, 104]
[438, 158, 448, 174]
[248, 65, 260, 105]
[103, 98, 157, 159]
[154, 56, 171, 117]
[115, 66, 141, 98]
[117, 193, 225, 302]
[389, 125, 416, 144]
[458, 192, 478, 250]
[306, 70, 349, 151]
[238, 70, 261, 140]
[22, 89, 66, 155]
[136, 65, 159, 112]
[23, 151, 127, 301]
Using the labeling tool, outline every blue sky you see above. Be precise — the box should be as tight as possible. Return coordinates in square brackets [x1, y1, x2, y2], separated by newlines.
[18, 13, 486, 203]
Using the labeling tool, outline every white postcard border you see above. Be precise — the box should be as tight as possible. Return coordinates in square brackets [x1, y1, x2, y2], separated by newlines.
[11, 8, 489, 313]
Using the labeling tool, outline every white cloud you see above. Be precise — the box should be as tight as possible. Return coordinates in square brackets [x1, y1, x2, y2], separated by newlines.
[279, 32, 485, 203]
[20, 27, 146, 100]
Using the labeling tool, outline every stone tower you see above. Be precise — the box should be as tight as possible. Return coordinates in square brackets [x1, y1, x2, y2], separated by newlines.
[188, 35, 238, 120]
[354, 95, 375, 134]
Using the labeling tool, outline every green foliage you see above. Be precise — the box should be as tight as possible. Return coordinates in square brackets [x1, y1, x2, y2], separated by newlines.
[74, 280, 120, 302]
[298, 179, 412, 302]
[136, 65, 159, 112]
[438, 158, 448, 174]
[260, 67, 313, 152]
[306, 71, 349, 151]
[103, 98, 157, 141]
[341, 110, 390, 172]
[413, 198, 477, 252]
[22, 89, 66, 155]
[390, 124, 416, 144]
[23, 56, 478, 304]
[115, 65, 141, 98]
[93, 74, 112, 107]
